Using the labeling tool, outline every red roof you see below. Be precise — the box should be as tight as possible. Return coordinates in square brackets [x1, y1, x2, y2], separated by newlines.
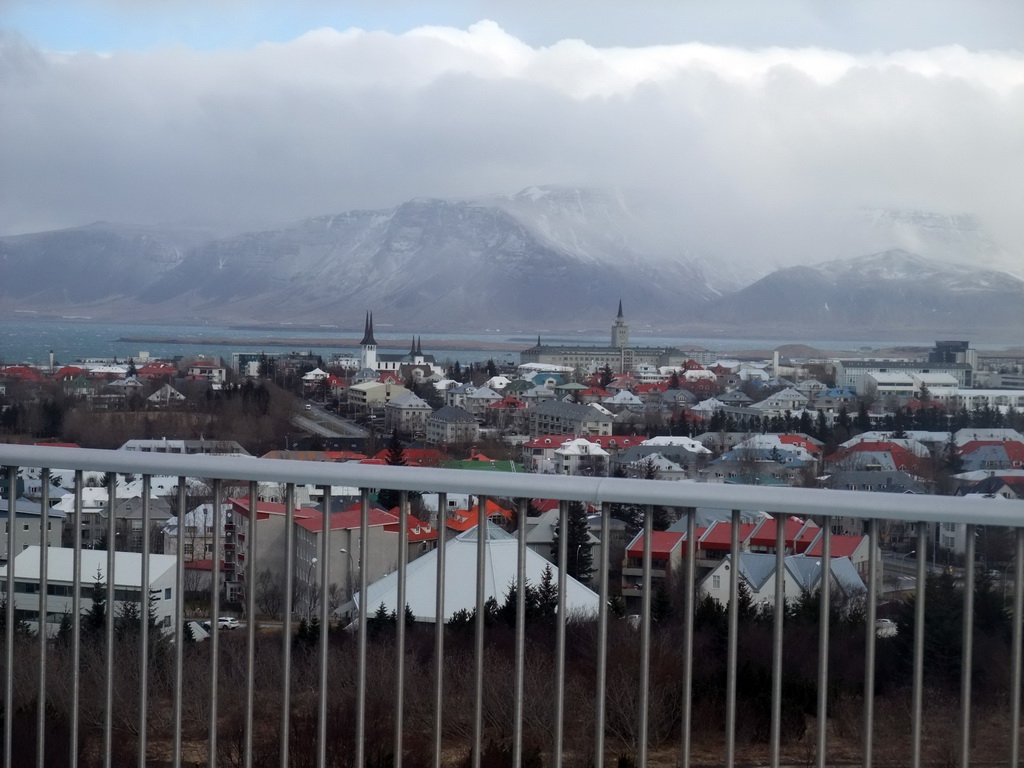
[826, 441, 922, 470]
[523, 435, 571, 449]
[52, 365, 86, 379]
[777, 434, 823, 453]
[446, 499, 514, 532]
[1, 365, 43, 381]
[322, 450, 368, 462]
[382, 511, 438, 542]
[228, 498, 319, 522]
[488, 397, 525, 409]
[370, 448, 446, 467]
[295, 505, 399, 533]
[698, 521, 757, 550]
[959, 440, 1024, 463]
[626, 531, 685, 559]
[184, 559, 229, 571]
[579, 387, 612, 398]
[747, 517, 813, 548]
[805, 533, 865, 559]
[635, 382, 668, 394]
[587, 435, 644, 450]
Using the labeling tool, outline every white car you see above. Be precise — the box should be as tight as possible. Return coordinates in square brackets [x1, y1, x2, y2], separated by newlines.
[875, 618, 897, 638]
[218, 616, 240, 630]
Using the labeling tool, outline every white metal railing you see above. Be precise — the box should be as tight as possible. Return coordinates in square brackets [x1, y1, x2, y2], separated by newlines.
[1, 443, 1023, 767]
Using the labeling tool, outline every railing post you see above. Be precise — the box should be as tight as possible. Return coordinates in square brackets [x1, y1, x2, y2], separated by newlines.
[680, 507, 697, 768]
[244, 480, 258, 768]
[280, 483, 297, 768]
[138, 475, 152, 767]
[70, 470, 84, 768]
[4, 464, 16, 768]
[815, 517, 832, 768]
[555, 499, 569, 768]
[393, 490, 409, 768]
[770, 513, 787, 768]
[172, 477, 186, 768]
[433, 492, 449, 768]
[318, 484, 331, 768]
[1011, 527, 1024, 768]
[594, 501, 611, 768]
[960, 524, 976, 768]
[514, 497, 529, 768]
[862, 517, 878, 768]
[103, 471, 116, 768]
[36, 468, 50, 768]
[472, 495, 488, 768]
[725, 509, 740, 768]
[208, 478, 223, 768]
[638, 504, 653, 768]
[911, 521, 927, 768]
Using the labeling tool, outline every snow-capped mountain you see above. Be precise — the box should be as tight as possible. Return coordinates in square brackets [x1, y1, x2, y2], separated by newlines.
[1, 188, 714, 327]
[704, 249, 1024, 337]
[856, 208, 1018, 278]
[1, 192, 1020, 337]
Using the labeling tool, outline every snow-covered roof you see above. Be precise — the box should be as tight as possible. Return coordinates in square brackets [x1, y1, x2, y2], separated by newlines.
[640, 435, 711, 454]
[1, 546, 176, 587]
[352, 525, 599, 622]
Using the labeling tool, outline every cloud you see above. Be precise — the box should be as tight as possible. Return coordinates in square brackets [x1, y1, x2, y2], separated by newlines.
[0, 21, 1021, 273]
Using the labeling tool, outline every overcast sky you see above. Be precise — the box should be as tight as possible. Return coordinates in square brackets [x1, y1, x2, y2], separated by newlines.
[1, 1, 1022, 270]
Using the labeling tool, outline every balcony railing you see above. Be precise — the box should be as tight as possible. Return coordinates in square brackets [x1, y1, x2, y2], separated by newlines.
[1, 443, 1023, 767]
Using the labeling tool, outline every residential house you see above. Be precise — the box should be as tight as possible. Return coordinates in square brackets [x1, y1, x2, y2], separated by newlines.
[383, 391, 433, 435]
[700, 553, 866, 609]
[425, 405, 479, 446]
[0, 547, 178, 636]
[527, 400, 613, 437]
[0, 498, 64, 561]
[353, 525, 600, 623]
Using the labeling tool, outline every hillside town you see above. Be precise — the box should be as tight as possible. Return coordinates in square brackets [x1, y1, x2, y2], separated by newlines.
[3, 306, 1024, 630]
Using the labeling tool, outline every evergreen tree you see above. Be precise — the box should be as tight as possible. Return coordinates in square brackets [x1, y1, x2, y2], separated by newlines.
[855, 402, 871, 433]
[536, 566, 558, 622]
[599, 364, 614, 389]
[376, 429, 412, 511]
[550, 501, 594, 581]
[83, 572, 107, 639]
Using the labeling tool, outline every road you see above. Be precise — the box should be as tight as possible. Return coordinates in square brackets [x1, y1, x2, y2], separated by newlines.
[291, 403, 369, 439]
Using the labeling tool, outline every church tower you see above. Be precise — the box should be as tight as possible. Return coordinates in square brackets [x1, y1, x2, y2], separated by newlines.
[611, 300, 630, 349]
[360, 312, 378, 371]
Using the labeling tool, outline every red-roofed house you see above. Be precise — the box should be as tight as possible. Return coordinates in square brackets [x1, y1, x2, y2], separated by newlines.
[521, 435, 571, 473]
[137, 362, 178, 379]
[746, 516, 819, 554]
[446, 499, 514, 535]
[803, 532, 872, 575]
[370, 447, 447, 468]
[622, 530, 686, 600]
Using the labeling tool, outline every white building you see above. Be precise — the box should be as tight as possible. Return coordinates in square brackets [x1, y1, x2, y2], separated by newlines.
[0, 547, 178, 636]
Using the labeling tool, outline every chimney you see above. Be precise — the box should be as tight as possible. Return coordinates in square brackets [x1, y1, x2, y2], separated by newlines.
[49, 350, 54, 373]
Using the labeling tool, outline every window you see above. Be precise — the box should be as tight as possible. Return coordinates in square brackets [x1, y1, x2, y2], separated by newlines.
[712, 575, 721, 589]
[164, 588, 172, 600]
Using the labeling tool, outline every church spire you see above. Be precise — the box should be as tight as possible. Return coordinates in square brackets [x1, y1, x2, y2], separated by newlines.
[360, 312, 377, 346]
[617, 299, 624, 319]
[416, 336, 423, 356]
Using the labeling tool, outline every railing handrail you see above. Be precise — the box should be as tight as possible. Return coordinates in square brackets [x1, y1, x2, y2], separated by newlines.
[2, 443, 1023, 526]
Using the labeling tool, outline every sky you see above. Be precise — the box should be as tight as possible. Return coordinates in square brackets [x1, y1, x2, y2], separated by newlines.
[1, 1, 1022, 271]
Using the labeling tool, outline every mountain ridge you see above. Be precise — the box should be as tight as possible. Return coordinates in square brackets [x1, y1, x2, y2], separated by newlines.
[1, 191, 1019, 337]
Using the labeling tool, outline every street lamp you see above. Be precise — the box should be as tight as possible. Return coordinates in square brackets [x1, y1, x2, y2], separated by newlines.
[306, 557, 318, 619]
[897, 550, 916, 590]
[339, 548, 357, 600]
[899, 550, 916, 569]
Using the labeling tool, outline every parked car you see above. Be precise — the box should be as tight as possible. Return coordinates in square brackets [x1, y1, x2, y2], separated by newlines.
[875, 618, 897, 637]
[218, 616, 240, 630]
